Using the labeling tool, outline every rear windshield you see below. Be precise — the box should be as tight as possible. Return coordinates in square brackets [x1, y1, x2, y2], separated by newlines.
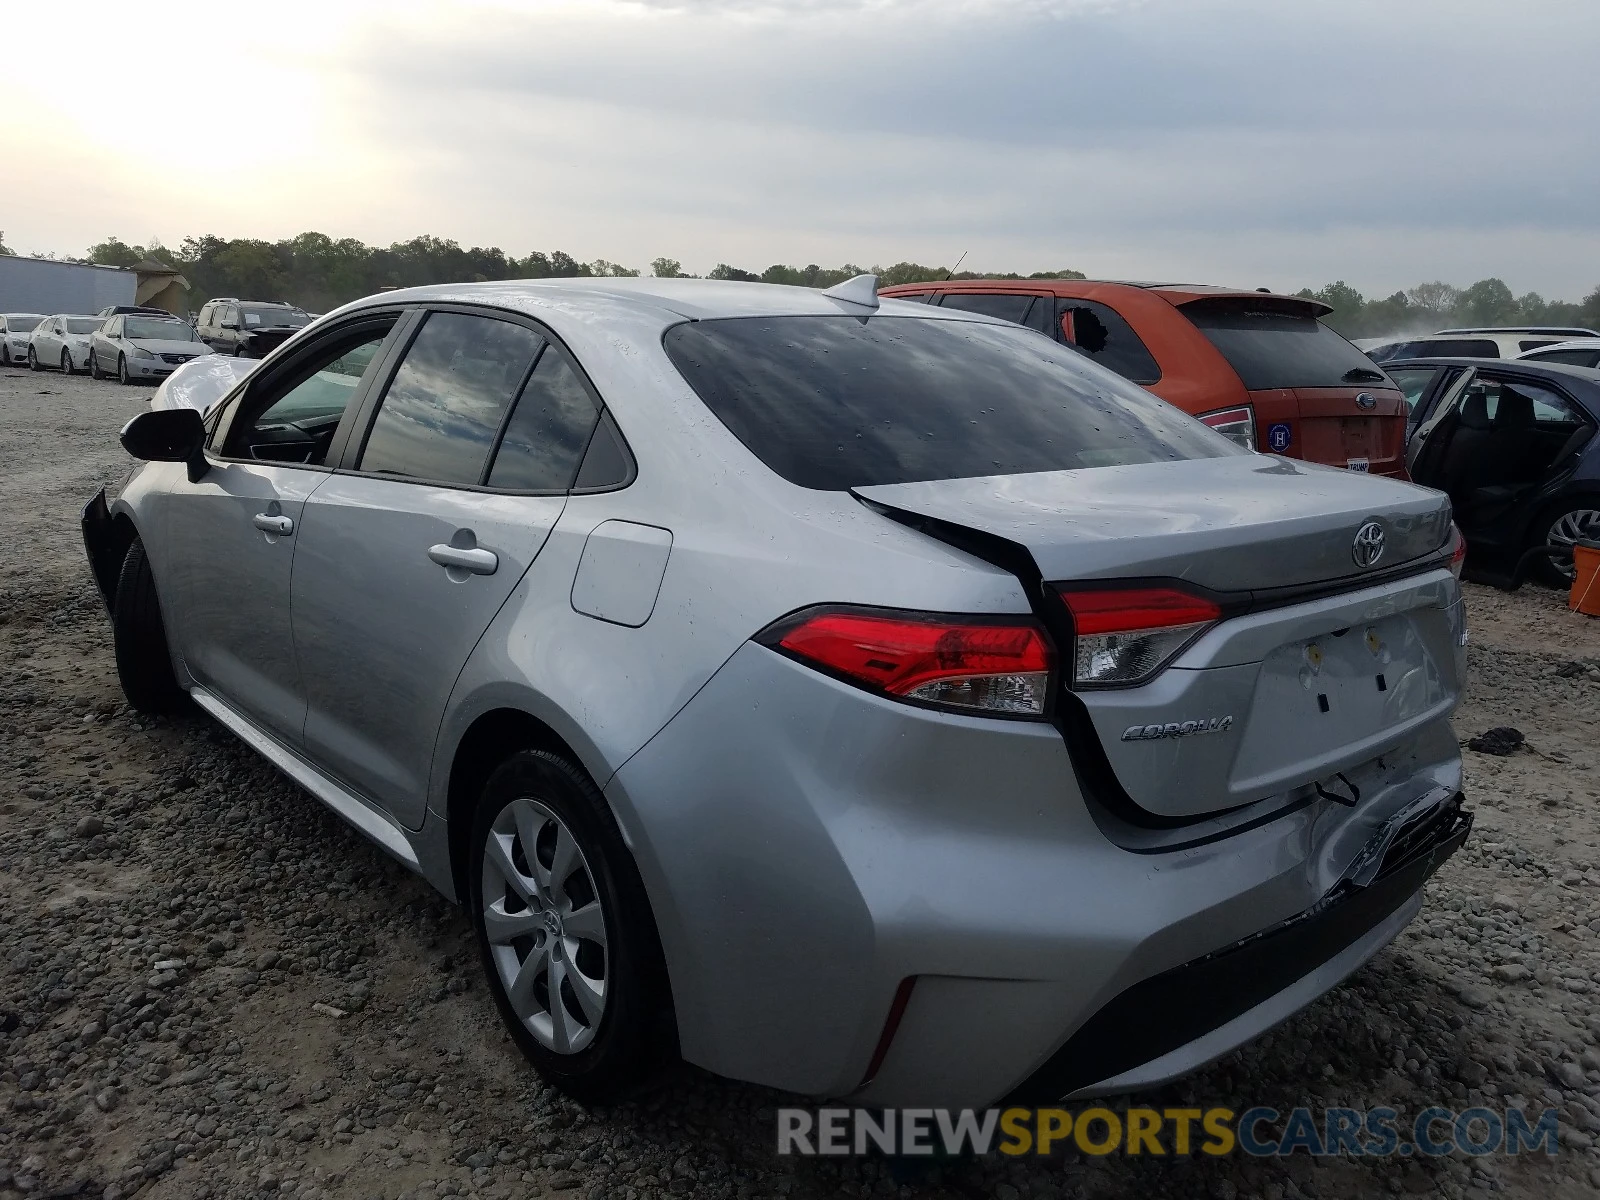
[65, 317, 101, 334]
[241, 306, 310, 329]
[1182, 301, 1394, 389]
[662, 315, 1241, 490]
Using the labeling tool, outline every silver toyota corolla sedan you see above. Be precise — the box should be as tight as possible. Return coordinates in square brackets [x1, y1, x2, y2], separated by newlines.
[82, 277, 1471, 1107]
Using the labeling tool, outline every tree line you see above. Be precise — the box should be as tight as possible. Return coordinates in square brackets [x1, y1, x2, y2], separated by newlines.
[7, 230, 1598, 336]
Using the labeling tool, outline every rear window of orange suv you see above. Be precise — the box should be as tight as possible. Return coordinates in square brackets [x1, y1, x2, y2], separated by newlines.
[1182, 299, 1393, 390]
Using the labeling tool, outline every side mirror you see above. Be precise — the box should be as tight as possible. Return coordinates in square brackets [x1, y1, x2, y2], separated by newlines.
[120, 409, 209, 482]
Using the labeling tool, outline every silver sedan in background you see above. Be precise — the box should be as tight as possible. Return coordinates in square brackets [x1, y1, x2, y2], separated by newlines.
[84, 277, 1471, 1108]
[28, 313, 101, 373]
[1, 313, 44, 367]
[89, 312, 209, 384]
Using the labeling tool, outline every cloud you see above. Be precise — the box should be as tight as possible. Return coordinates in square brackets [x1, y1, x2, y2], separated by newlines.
[3, 0, 1598, 297]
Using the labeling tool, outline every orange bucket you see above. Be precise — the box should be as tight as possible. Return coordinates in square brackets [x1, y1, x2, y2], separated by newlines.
[1573, 541, 1600, 616]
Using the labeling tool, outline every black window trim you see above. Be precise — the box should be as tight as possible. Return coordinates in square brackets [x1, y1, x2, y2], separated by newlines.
[335, 300, 637, 498]
[207, 307, 412, 472]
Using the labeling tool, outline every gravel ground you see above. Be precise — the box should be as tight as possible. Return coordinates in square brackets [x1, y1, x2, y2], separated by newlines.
[3, 364, 1600, 1200]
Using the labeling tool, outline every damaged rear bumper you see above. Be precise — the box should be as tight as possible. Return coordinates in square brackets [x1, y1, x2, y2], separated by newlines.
[1018, 792, 1472, 1101]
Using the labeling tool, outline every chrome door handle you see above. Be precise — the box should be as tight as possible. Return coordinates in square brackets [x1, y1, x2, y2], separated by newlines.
[252, 513, 294, 536]
[428, 544, 498, 575]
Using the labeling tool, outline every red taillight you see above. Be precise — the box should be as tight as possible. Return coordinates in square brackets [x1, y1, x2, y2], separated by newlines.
[1059, 586, 1222, 687]
[759, 607, 1054, 717]
[1197, 405, 1257, 452]
[1449, 524, 1467, 580]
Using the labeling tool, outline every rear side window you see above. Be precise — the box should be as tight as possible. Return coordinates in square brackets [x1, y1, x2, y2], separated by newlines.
[662, 315, 1240, 490]
[1183, 301, 1399, 389]
[359, 312, 543, 485]
[485, 343, 601, 491]
[885, 291, 933, 304]
[1519, 339, 1563, 353]
[938, 293, 1038, 325]
[1056, 299, 1161, 385]
[1392, 338, 1500, 360]
[1528, 348, 1600, 368]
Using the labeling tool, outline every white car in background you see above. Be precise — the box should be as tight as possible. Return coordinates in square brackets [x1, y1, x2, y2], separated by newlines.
[28, 314, 102, 373]
[1515, 337, 1600, 369]
[2, 313, 44, 367]
[88, 313, 210, 384]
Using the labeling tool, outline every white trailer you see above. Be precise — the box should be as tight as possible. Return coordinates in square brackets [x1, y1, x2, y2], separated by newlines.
[0, 255, 136, 315]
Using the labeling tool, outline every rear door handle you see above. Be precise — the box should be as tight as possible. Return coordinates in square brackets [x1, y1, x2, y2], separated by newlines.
[252, 513, 294, 536]
[428, 544, 498, 575]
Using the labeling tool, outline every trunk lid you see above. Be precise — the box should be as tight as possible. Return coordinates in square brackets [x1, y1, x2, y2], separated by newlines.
[852, 455, 1450, 593]
[854, 457, 1462, 820]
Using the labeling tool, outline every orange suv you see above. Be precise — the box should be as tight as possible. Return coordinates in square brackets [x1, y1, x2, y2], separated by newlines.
[879, 280, 1408, 477]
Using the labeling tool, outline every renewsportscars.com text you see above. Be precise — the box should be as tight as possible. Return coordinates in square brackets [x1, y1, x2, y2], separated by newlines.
[776, 1106, 1560, 1158]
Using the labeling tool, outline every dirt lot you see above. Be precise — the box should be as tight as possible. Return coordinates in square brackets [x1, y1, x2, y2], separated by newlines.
[2, 364, 1600, 1200]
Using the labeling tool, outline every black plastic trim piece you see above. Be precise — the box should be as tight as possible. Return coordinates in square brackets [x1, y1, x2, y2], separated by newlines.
[1009, 796, 1472, 1103]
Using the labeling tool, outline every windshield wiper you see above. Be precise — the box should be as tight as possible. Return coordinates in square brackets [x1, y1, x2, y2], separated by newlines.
[1342, 367, 1386, 383]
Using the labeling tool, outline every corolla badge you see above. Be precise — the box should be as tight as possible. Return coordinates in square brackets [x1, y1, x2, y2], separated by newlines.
[1355, 392, 1378, 410]
[1122, 716, 1234, 742]
[1352, 521, 1386, 568]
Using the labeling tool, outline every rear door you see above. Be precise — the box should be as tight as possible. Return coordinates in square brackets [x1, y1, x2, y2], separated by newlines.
[291, 307, 606, 828]
[1178, 298, 1409, 476]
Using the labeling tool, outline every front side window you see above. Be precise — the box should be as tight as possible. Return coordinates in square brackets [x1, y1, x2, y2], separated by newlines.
[225, 323, 395, 465]
[663, 315, 1240, 491]
[1057, 298, 1162, 385]
[358, 311, 544, 486]
[1384, 367, 1440, 416]
[485, 343, 600, 491]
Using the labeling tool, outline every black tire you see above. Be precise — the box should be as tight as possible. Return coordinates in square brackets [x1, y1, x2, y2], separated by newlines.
[89, 352, 102, 380]
[469, 749, 672, 1103]
[1529, 496, 1600, 588]
[61, 349, 73, 375]
[117, 354, 132, 386]
[111, 538, 184, 714]
[28, 346, 39, 371]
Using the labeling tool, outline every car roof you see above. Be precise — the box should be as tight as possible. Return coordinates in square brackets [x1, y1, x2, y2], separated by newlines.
[1436, 326, 1600, 337]
[1381, 356, 1600, 384]
[340, 277, 1004, 325]
[877, 277, 1332, 316]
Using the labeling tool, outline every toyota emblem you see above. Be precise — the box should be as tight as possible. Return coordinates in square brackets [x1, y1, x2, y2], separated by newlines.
[1352, 521, 1386, 568]
[1355, 392, 1377, 410]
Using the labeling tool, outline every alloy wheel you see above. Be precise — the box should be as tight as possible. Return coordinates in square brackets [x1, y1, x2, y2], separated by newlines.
[118, 355, 129, 385]
[1548, 508, 1600, 581]
[61, 350, 72, 374]
[480, 797, 609, 1055]
[27, 347, 37, 371]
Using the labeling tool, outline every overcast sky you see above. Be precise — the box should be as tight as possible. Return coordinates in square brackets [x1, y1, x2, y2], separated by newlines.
[4, 0, 1597, 297]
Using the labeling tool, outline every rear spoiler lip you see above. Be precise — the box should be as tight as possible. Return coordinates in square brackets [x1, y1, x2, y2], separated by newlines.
[1047, 549, 1454, 621]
